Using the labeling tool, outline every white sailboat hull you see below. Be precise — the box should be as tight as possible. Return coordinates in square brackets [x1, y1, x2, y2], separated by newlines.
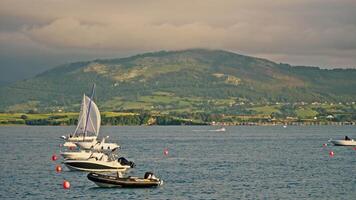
[62, 135, 97, 142]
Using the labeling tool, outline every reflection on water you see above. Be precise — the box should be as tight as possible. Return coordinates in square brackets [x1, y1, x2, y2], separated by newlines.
[0, 126, 355, 199]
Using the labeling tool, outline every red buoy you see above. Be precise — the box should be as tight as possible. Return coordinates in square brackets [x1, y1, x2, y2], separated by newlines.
[163, 148, 169, 156]
[63, 180, 70, 189]
[322, 143, 327, 147]
[353, 147, 356, 150]
[52, 154, 57, 161]
[329, 151, 334, 157]
[55, 165, 62, 173]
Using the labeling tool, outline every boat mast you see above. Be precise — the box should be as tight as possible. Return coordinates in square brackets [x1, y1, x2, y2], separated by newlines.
[83, 84, 96, 140]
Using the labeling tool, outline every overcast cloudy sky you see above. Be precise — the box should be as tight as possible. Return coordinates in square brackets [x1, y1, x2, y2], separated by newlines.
[1, 0, 356, 83]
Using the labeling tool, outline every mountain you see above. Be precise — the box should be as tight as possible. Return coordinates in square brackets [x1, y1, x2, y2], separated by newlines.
[1, 49, 356, 112]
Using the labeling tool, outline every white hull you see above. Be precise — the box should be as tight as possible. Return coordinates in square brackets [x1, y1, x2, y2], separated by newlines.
[65, 164, 129, 172]
[76, 141, 96, 149]
[63, 142, 77, 147]
[60, 151, 103, 160]
[62, 135, 97, 142]
[64, 160, 131, 172]
[76, 141, 119, 151]
[330, 140, 356, 146]
[210, 128, 226, 132]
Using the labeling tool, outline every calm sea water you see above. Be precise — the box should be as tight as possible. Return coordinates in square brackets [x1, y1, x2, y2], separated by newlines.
[0, 126, 355, 199]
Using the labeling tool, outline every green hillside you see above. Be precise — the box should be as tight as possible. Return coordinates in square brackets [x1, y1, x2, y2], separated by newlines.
[1, 49, 356, 113]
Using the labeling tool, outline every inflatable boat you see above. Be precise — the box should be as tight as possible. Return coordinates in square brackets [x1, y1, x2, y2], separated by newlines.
[87, 172, 163, 188]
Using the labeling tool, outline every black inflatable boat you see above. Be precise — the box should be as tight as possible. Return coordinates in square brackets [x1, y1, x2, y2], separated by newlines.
[87, 172, 163, 188]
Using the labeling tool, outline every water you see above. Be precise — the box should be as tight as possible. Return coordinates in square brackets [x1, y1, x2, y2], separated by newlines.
[0, 126, 355, 199]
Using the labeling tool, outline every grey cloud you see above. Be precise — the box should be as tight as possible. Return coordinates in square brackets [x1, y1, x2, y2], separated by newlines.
[1, 0, 356, 82]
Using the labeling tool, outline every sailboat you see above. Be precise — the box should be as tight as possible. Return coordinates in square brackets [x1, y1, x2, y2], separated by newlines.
[61, 85, 100, 146]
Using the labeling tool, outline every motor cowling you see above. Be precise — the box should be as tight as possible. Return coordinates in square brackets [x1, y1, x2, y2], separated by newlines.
[118, 157, 135, 168]
[144, 172, 154, 179]
[144, 172, 160, 181]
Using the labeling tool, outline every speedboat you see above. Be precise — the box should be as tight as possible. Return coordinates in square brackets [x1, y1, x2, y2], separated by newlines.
[60, 150, 104, 160]
[64, 152, 135, 172]
[87, 172, 163, 188]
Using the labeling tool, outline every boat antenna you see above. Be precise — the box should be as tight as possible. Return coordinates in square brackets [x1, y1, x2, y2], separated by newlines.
[83, 84, 96, 140]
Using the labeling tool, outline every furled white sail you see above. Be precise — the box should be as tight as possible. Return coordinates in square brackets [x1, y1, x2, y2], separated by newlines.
[73, 94, 101, 137]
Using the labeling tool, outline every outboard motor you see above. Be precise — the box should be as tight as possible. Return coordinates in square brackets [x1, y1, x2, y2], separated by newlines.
[144, 172, 154, 179]
[144, 172, 160, 182]
[118, 157, 136, 168]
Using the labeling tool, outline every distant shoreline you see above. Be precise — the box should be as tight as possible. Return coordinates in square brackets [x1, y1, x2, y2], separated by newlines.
[1, 112, 355, 126]
[1, 122, 355, 127]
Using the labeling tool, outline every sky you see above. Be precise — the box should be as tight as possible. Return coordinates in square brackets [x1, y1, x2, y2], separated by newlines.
[1, 0, 356, 83]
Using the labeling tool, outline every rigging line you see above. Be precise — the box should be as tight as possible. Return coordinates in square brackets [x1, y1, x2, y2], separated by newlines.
[83, 84, 96, 140]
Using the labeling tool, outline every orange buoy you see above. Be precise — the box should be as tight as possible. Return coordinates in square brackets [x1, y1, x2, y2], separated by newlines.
[63, 180, 70, 189]
[163, 148, 169, 156]
[52, 154, 57, 161]
[55, 165, 62, 173]
[329, 151, 334, 157]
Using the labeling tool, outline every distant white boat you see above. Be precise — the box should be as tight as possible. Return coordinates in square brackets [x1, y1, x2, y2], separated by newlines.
[330, 138, 356, 146]
[210, 127, 226, 132]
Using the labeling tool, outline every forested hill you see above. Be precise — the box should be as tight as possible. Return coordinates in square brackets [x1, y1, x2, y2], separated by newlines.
[1, 49, 355, 112]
